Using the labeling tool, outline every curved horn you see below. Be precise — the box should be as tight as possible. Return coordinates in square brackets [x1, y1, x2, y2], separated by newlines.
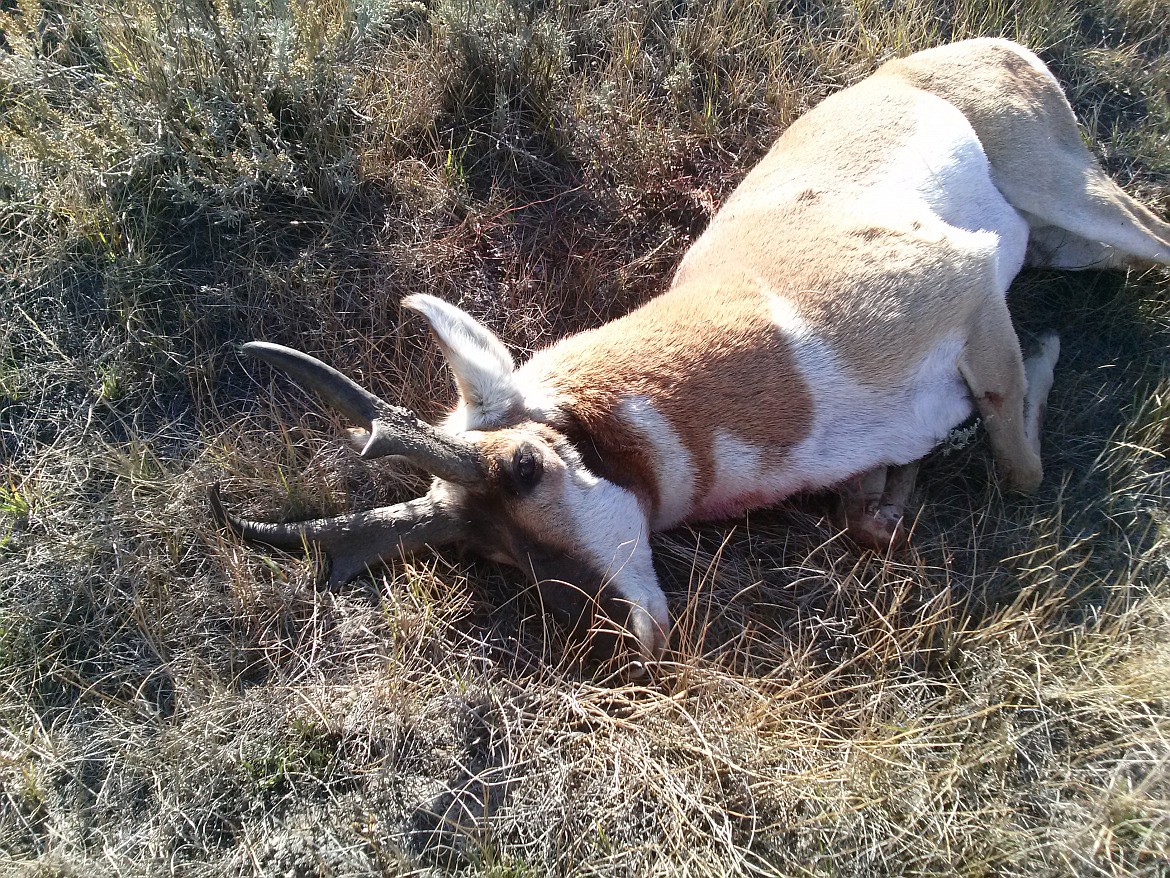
[242, 341, 486, 485]
[211, 484, 466, 588]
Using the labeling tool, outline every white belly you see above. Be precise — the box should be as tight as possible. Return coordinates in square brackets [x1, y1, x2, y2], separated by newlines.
[690, 331, 973, 522]
[782, 330, 974, 481]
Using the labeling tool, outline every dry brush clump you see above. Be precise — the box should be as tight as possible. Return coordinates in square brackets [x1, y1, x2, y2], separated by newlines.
[2, 0, 1169, 875]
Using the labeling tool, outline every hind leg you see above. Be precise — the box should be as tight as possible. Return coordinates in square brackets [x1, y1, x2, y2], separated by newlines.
[1024, 221, 1150, 270]
[890, 40, 1170, 267]
[1011, 151, 1170, 268]
[991, 58, 1170, 266]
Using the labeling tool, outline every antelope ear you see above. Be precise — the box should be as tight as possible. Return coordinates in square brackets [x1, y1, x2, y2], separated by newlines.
[402, 294, 522, 427]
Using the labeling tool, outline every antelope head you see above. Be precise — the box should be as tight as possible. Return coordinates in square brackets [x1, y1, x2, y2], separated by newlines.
[212, 339, 668, 670]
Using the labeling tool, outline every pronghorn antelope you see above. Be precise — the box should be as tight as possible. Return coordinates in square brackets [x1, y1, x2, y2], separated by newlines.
[214, 38, 1170, 670]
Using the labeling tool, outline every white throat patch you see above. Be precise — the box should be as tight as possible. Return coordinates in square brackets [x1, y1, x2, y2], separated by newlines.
[560, 450, 669, 659]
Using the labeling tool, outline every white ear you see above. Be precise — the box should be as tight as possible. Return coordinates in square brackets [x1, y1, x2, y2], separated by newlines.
[402, 294, 522, 427]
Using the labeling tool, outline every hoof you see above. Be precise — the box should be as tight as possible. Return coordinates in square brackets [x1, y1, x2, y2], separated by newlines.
[846, 504, 910, 553]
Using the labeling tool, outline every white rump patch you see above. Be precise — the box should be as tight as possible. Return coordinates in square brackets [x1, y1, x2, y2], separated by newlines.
[873, 92, 1029, 291]
[616, 395, 695, 529]
[403, 294, 522, 429]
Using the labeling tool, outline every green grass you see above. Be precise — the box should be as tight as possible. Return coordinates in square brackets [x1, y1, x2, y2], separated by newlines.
[2, 0, 1169, 875]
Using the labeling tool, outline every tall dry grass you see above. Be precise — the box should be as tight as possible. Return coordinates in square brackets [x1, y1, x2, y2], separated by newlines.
[1, 0, 1168, 875]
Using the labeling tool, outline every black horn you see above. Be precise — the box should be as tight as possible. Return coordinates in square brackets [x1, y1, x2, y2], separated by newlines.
[242, 342, 486, 485]
[210, 484, 467, 588]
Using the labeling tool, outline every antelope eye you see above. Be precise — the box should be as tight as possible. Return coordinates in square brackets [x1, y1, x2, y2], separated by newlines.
[512, 444, 543, 490]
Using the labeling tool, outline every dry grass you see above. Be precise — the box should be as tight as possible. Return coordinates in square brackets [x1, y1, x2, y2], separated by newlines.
[2, 0, 1169, 875]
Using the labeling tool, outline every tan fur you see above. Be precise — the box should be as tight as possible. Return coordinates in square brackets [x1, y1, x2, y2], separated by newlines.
[673, 72, 1011, 388]
[522, 277, 815, 520]
[878, 40, 1170, 267]
[674, 180, 991, 384]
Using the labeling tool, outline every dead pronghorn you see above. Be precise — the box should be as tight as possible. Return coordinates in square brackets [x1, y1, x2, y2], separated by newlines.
[214, 39, 1170, 670]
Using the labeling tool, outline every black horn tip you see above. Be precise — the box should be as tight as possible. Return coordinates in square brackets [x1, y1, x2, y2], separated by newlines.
[209, 482, 227, 524]
[359, 420, 399, 459]
[209, 483, 239, 533]
[240, 340, 281, 357]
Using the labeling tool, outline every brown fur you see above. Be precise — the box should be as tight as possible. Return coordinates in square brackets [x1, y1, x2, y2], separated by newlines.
[522, 277, 814, 520]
